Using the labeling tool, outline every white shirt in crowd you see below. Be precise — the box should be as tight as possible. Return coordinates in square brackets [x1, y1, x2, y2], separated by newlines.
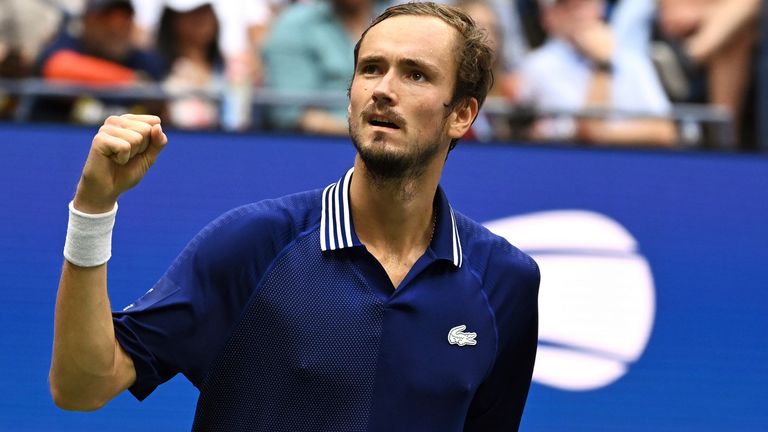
[517, 38, 671, 140]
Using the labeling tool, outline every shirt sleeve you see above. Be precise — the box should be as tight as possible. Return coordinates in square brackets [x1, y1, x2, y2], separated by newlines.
[464, 246, 540, 431]
[112, 201, 302, 400]
[612, 51, 672, 115]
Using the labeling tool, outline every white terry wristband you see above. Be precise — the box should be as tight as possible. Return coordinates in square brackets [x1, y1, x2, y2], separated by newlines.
[63, 201, 118, 267]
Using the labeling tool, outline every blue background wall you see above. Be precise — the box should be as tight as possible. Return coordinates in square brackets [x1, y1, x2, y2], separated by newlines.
[0, 123, 766, 431]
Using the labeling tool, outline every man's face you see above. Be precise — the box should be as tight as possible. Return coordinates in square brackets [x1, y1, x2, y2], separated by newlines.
[348, 15, 472, 181]
[173, 5, 218, 49]
[82, 6, 134, 62]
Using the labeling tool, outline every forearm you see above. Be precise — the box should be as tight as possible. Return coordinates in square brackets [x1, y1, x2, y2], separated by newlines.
[578, 117, 678, 146]
[49, 114, 166, 410]
[50, 261, 135, 410]
[299, 109, 349, 135]
[687, 0, 761, 62]
[579, 68, 677, 146]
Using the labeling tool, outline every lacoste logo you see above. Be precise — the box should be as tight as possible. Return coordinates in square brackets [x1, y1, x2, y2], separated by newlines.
[448, 325, 477, 346]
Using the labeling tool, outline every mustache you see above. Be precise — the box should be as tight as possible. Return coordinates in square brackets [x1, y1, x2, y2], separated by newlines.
[360, 105, 406, 127]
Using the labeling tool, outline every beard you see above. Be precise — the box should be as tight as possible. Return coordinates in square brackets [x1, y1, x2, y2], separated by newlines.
[349, 112, 447, 184]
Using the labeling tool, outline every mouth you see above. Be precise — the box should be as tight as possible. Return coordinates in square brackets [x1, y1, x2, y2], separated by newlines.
[364, 112, 403, 130]
[368, 117, 400, 130]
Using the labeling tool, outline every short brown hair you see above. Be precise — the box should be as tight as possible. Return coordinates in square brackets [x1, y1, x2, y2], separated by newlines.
[352, 2, 494, 150]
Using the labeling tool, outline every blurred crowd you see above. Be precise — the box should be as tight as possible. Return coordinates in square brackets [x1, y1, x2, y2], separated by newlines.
[0, 0, 762, 150]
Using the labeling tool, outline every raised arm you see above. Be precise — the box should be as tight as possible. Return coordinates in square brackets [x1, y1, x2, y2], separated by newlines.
[571, 21, 677, 147]
[686, 0, 761, 63]
[50, 114, 168, 411]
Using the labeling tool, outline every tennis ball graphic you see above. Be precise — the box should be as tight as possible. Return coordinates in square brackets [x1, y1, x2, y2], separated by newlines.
[484, 210, 655, 391]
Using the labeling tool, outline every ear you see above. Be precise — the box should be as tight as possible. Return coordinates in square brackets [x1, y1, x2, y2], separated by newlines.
[447, 98, 479, 140]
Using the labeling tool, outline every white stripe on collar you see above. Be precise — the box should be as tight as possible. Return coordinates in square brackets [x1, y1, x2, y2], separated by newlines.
[321, 167, 354, 251]
[449, 207, 463, 267]
[319, 183, 332, 251]
[341, 169, 354, 247]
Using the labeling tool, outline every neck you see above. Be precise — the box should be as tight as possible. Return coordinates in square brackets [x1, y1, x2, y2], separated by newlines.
[177, 44, 210, 65]
[350, 154, 443, 258]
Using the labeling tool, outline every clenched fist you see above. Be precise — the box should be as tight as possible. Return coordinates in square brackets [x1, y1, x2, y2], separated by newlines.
[74, 114, 168, 213]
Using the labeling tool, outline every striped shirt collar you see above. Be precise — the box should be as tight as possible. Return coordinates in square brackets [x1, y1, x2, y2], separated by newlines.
[320, 167, 463, 268]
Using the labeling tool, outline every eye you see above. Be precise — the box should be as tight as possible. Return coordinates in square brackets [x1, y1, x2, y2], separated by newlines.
[409, 71, 427, 82]
[360, 64, 379, 75]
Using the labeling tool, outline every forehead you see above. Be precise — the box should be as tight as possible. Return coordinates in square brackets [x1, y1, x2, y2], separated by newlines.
[359, 15, 459, 69]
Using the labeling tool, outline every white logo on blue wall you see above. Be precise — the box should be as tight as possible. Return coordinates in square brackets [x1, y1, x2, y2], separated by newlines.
[484, 210, 656, 391]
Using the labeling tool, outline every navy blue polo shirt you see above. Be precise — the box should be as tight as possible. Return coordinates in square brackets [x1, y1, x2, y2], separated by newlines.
[113, 168, 540, 431]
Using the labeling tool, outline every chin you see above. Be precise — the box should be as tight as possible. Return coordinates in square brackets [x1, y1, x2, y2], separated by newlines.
[352, 131, 442, 183]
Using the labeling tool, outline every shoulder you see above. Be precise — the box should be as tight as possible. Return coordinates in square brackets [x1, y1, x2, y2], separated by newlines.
[456, 211, 538, 273]
[46, 32, 82, 52]
[455, 211, 540, 303]
[174, 189, 323, 273]
[203, 189, 321, 244]
[126, 48, 167, 80]
[271, 2, 328, 31]
[263, 3, 326, 51]
[35, 32, 81, 70]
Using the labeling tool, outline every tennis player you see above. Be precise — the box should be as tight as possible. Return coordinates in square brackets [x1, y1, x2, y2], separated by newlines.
[51, 3, 540, 430]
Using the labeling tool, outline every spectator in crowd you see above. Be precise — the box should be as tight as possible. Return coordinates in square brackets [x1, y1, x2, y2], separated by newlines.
[213, 0, 277, 130]
[449, 0, 532, 102]
[487, 0, 532, 76]
[517, 0, 677, 146]
[210, 0, 283, 87]
[37, 0, 166, 85]
[33, 0, 166, 123]
[516, 0, 660, 58]
[156, 0, 223, 129]
[132, 0, 278, 130]
[656, 0, 760, 148]
[0, 0, 81, 79]
[1, 0, 81, 118]
[456, 0, 517, 141]
[609, 0, 657, 53]
[261, 0, 379, 135]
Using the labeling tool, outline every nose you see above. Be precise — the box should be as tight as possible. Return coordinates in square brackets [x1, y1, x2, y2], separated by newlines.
[371, 71, 397, 106]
